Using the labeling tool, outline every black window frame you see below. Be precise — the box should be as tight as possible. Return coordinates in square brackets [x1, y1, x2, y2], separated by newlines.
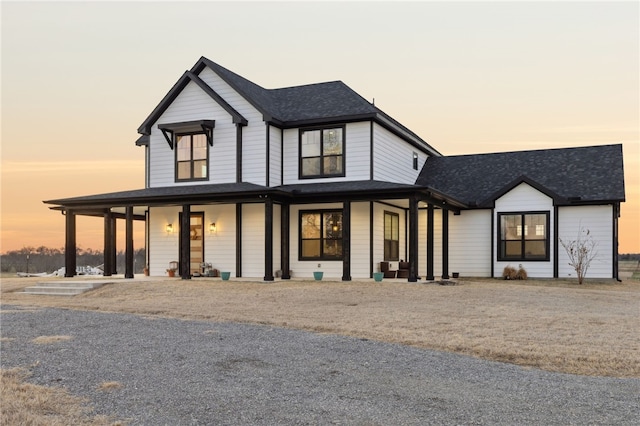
[384, 211, 400, 261]
[299, 209, 344, 260]
[175, 131, 210, 182]
[497, 211, 550, 261]
[298, 125, 346, 179]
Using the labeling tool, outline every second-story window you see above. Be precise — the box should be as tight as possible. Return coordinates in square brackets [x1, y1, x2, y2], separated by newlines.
[300, 127, 345, 178]
[176, 133, 208, 181]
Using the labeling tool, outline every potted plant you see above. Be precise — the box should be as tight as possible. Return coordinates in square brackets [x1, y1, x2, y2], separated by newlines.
[220, 271, 231, 281]
[166, 267, 177, 277]
[313, 263, 323, 281]
[143, 265, 150, 276]
[373, 271, 384, 282]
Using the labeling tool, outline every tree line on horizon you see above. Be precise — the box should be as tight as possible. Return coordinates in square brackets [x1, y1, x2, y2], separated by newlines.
[0, 246, 146, 274]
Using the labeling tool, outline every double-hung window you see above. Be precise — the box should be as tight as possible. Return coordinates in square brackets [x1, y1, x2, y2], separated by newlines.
[384, 211, 399, 261]
[300, 210, 343, 260]
[300, 127, 344, 178]
[498, 212, 549, 261]
[176, 133, 208, 181]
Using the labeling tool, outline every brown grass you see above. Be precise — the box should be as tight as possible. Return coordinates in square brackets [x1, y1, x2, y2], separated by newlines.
[0, 368, 121, 425]
[32, 335, 73, 345]
[98, 381, 123, 391]
[2, 274, 639, 378]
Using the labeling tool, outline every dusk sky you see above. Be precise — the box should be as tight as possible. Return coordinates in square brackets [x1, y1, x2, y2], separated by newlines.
[2, 1, 638, 253]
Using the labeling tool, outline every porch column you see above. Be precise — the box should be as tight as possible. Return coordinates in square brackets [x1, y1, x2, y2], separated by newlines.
[125, 206, 134, 279]
[281, 203, 291, 279]
[426, 204, 434, 280]
[408, 195, 418, 282]
[111, 216, 117, 275]
[180, 204, 191, 280]
[342, 201, 351, 281]
[103, 211, 113, 277]
[264, 197, 274, 281]
[442, 208, 450, 279]
[236, 203, 242, 277]
[64, 209, 76, 277]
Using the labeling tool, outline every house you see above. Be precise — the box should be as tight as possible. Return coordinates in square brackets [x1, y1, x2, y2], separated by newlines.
[44, 57, 625, 281]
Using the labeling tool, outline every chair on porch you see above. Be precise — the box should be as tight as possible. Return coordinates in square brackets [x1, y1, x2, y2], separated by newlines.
[396, 261, 410, 278]
[380, 261, 397, 278]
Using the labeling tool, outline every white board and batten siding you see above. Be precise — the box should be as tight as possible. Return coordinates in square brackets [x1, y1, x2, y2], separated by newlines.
[557, 205, 613, 279]
[493, 183, 554, 278]
[373, 123, 427, 185]
[282, 122, 370, 185]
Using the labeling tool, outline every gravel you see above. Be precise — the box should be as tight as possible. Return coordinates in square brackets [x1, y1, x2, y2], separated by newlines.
[1, 304, 638, 425]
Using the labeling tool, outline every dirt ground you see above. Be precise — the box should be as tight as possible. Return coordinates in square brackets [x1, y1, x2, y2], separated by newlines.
[2, 270, 639, 378]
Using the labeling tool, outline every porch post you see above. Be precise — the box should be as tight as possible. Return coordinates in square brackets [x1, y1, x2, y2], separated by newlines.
[264, 197, 274, 281]
[426, 204, 434, 280]
[408, 195, 418, 282]
[236, 203, 242, 277]
[111, 216, 117, 275]
[125, 206, 134, 279]
[64, 209, 76, 277]
[342, 201, 351, 281]
[442, 208, 450, 279]
[103, 211, 113, 277]
[281, 203, 291, 279]
[180, 204, 191, 280]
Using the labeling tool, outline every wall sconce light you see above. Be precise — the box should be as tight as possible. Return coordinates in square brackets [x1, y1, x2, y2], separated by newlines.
[166, 223, 173, 233]
[209, 222, 216, 233]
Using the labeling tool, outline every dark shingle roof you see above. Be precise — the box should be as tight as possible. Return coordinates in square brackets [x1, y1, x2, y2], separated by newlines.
[137, 57, 440, 156]
[416, 144, 625, 206]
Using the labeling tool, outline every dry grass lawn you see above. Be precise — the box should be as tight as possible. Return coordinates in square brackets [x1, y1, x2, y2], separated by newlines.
[2, 269, 638, 379]
[0, 368, 120, 425]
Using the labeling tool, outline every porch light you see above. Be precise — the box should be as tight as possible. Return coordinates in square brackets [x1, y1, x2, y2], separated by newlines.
[209, 222, 216, 233]
[166, 223, 173, 233]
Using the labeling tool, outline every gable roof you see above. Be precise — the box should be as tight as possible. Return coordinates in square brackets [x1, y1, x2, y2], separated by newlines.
[138, 57, 440, 156]
[416, 144, 625, 207]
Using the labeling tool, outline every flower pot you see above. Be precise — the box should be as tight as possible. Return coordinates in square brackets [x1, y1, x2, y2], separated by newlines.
[221, 272, 231, 281]
[373, 272, 384, 282]
[167, 270, 176, 277]
[313, 271, 323, 281]
[452, 272, 459, 278]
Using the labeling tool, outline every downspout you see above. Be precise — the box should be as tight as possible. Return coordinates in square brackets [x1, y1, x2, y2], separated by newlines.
[614, 203, 621, 282]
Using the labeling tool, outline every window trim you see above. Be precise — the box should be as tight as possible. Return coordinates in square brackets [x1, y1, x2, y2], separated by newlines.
[174, 131, 210, 182]
[298, 209, 344, 261]
[497, 211, 550, 262]
[384, 210, 400, 261]
[298, 125, 346, 179]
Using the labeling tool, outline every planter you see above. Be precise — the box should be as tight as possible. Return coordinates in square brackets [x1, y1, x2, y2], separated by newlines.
[143, 268, 149, 276]
[167, 270, 176, 277]
[221, 271, 231, 281]
[373, 272, 384, 282]
[452, 272, 459, 279]
[313, 271, 323, 281]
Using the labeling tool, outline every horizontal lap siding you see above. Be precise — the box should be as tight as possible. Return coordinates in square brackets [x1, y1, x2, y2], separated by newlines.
[351, 202, 371, 278]
[241, 204, 265, 277]
[282, 122, 370, 185]
[373, 123, 426, 184]
[269, 126, 282, 187]
[148, 205, 237, 276]
[558, 205, 613, 279]
[449, 210, 491, 277]
[149, 81, 237, 187]
[494, 183, 554, 278]
[373, 202, 406, 273]
[198, 68, 266, 185]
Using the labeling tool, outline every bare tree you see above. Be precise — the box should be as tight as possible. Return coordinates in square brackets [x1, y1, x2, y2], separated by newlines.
[560, 226, 598, 284]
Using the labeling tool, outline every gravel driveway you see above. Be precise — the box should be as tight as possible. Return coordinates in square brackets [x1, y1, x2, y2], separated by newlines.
[1, 304, 638, 425]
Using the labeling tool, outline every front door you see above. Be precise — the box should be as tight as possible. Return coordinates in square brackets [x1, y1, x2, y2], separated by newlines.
[180, 212, 204, 276]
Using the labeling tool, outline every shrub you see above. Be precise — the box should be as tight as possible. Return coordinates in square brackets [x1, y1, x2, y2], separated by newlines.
[515, 266, 528, 280]
[502, 265, 517, 280]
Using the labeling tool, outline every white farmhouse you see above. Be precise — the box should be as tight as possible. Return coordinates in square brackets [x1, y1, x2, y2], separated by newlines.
[45, 57, 626, 281]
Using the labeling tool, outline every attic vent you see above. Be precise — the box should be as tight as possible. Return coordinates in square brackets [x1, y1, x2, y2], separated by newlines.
[158, 120, 215, 149]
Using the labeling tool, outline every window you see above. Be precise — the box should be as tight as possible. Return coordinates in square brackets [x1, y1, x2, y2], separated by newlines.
[300, 127, 344, 178]
[176, 133, 208, 181]
[498, 212, 549, 261]
[300, 210, 343, 260]
[384, 211, 399, 261]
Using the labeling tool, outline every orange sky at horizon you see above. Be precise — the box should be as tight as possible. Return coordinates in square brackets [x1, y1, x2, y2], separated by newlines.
[2, 2, 638, 254]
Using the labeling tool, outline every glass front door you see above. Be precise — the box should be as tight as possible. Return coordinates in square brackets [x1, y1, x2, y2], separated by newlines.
[189, 213, 204, 275]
